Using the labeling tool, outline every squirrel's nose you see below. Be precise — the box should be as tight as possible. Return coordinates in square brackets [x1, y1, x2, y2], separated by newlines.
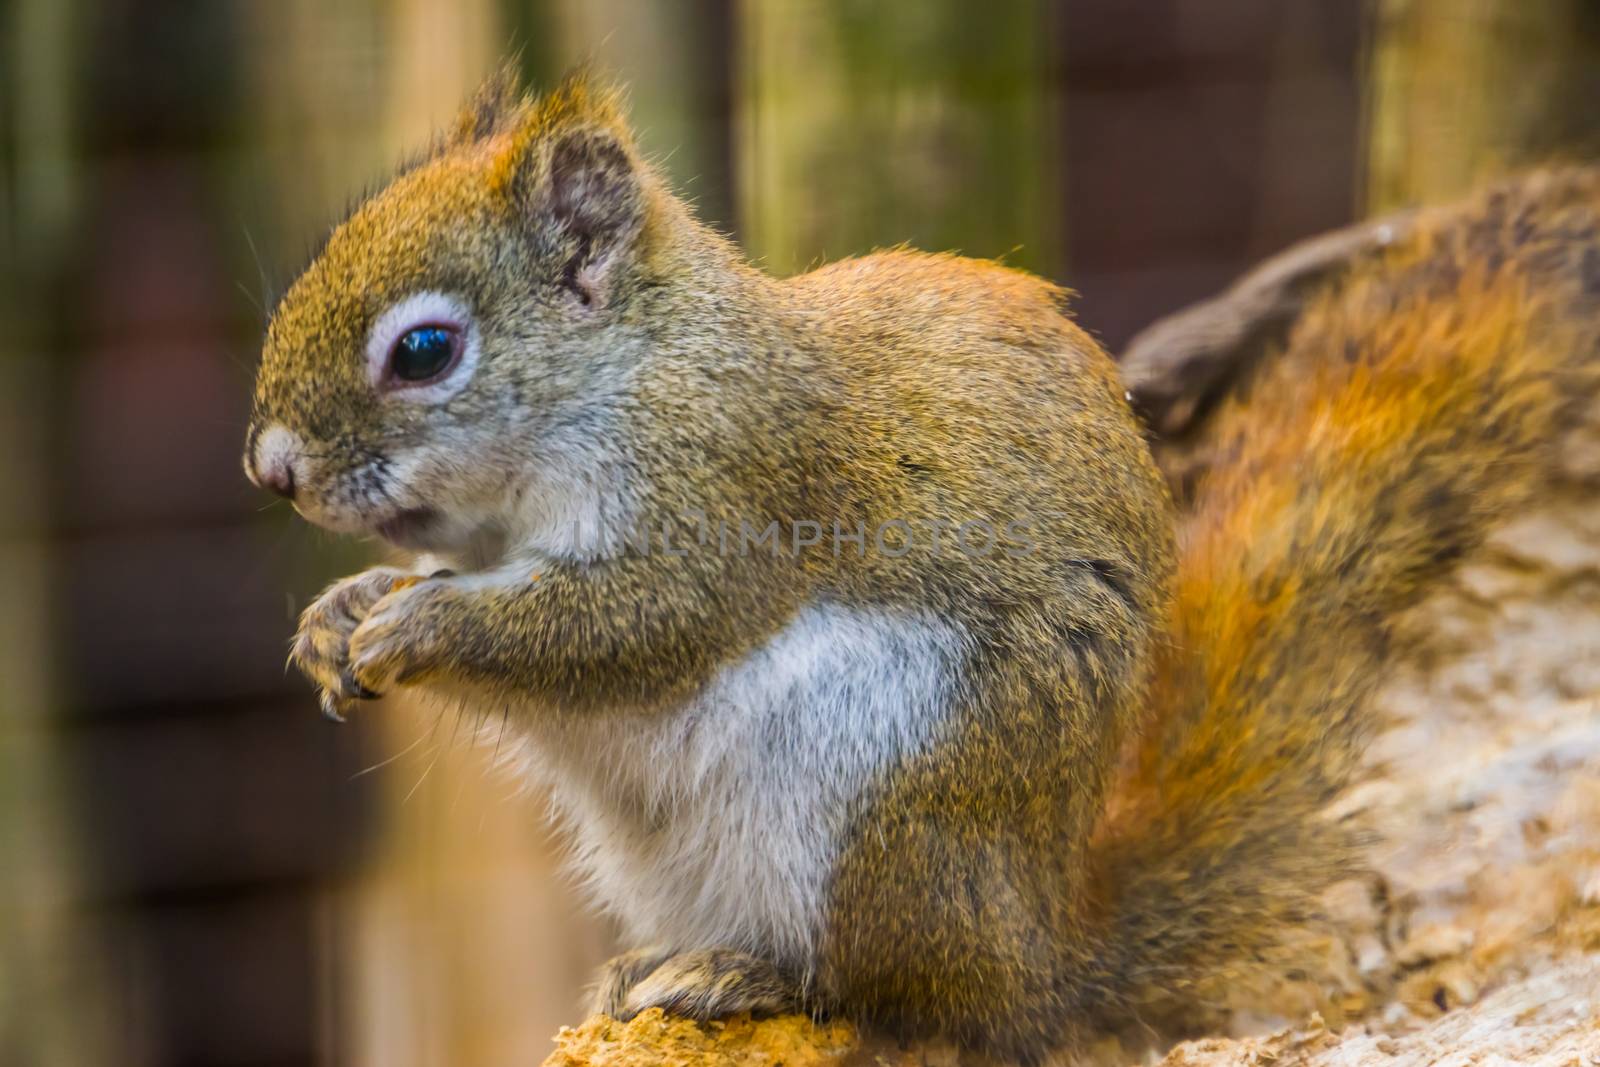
[248, 423, 304, 501]
[259, 461, 297, 500]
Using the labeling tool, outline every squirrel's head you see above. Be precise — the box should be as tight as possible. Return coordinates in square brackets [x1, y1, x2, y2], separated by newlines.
[245, 69, 663, 558]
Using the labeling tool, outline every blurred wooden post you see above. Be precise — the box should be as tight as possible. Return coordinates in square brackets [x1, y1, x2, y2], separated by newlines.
[242, 5, 589, 1066]
[0, 8, 108, 1062]
[736, 0, 1059, 278]
[245, 3, 750, 1064]
[0, 382, 102, 1067]
[1365, 0, 1600, 212]
[350, 4, 754, 1062]
[546, 0, 738, 233]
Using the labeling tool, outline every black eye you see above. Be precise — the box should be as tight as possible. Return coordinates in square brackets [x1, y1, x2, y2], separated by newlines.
[389, 325, 459, 383]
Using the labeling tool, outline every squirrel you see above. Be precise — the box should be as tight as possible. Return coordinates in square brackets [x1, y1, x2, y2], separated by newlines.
[243, 67, 1600, 1062]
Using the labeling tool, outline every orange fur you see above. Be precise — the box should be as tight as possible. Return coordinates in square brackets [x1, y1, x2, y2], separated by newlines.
[1091, 167, 1600, 1026]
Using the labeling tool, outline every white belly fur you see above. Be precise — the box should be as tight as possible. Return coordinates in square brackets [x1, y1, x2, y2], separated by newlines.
[504, 602, 963, 973]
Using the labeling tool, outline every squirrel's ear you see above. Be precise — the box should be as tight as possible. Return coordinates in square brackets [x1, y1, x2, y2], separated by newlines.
[550, 125, 645, 275]
[503, 119, 645, 308]
[445, 61, 526, 149]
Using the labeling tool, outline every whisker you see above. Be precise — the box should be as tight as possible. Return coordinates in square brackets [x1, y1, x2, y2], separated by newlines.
[493, 705, 510, 766]
[239, 218, 274, 312]
[234, 278, 265, 319]
[351, 727, 429, 779]
[402, 743, 443, 804]
[447, 700, 467, 751]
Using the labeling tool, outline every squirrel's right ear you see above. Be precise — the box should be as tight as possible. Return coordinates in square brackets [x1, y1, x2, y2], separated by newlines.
[497, 103, 646, 308]
[444, 61, 526, 149]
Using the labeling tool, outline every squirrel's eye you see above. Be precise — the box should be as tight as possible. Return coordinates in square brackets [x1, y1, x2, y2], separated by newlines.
[389, 325, 459, 383]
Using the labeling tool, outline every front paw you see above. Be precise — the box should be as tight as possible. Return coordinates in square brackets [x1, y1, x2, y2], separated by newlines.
[346, 579, 463, 697]
[290, 568, 409, 720]
[592, 948, 800, 1022]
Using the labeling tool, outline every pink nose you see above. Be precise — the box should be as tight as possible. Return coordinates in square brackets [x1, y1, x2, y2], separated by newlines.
[248, 424, 303, 501]
[258, 458, 296, 500]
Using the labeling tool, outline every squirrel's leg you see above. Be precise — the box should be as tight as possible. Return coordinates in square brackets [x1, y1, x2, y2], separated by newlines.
[591, 947, 800, 1022]
[817, 675, 1120, 1059]
[344, 552, 794, 711]
[820, 810, 1083, 1060]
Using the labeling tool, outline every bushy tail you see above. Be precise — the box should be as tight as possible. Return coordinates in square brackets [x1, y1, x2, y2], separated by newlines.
[1088, 168, 1600, 1024]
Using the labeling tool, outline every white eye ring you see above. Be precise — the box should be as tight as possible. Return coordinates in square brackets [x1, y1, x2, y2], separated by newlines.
[365, 291, 482, 404]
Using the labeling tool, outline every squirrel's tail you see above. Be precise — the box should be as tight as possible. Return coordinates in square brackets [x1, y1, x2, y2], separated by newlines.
[1087, 168, 1600, 1024]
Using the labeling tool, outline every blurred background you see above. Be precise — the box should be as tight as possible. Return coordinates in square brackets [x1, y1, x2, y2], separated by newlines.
[2, 1, 1599, 1065]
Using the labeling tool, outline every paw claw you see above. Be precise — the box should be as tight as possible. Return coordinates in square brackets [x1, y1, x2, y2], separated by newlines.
[340, 668, 379, 701]
[318, 689, 348, 723]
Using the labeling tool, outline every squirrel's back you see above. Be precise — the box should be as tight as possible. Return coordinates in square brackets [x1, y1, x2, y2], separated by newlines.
[785, 249, 1174, 618]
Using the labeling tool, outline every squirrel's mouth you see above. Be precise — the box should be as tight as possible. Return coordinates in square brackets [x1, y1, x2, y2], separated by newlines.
[375, 507, 441, 550]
